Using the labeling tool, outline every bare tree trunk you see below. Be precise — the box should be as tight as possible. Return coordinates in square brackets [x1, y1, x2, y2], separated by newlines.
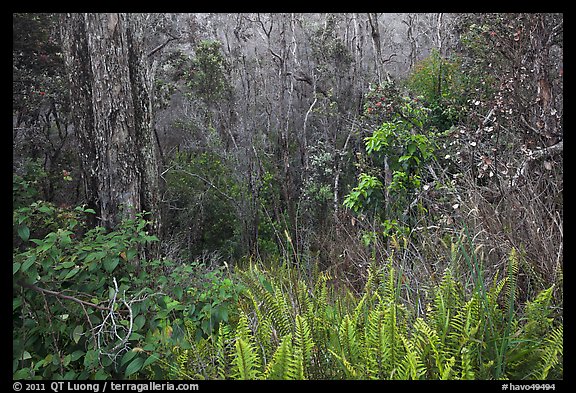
[367, 13, 383, 82]
[403, 14, 418, 70]
[61, 13, 160, 249]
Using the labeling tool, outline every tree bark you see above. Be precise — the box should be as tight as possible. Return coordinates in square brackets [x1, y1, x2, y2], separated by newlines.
[61, 13, 160, 246]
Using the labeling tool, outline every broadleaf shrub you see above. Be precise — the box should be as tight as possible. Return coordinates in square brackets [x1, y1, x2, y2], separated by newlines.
[13, 176, 244, 379]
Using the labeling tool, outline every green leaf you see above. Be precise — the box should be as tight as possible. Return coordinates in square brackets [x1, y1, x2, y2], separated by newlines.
[18, 225, 30, 242]
[13, 368, 31, 379]
[103, 257, 120, 273]
[72, 325, 83, 344]
[129, 332, 144, 340]
[143, 354, 159, 368]
[85, 251, 106, 263]
[173, 286, 183, 300]
[94, 369, 109, 380]
[64, 267, 80, 280]
[121, 350, 138, 366]
[13, 262, 21, 275]
[83, 350, 98, 368]
[70, 350, 85, 362]
[21, 255, 36, 272]
[38, 205, 53, 214]
[134, 315, 146, 331]
[60, 260, 75, 269]
[125, 357, 145, 378]
[126, 248, 138, 261]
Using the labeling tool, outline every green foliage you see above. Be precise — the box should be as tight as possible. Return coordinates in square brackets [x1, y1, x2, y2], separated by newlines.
[346, 88, 438, 244]
[164, 151, 241, 259]
[405, 49, 469, 129]
[13, 202, 160, 379]
[13, 160, 46, 209]
[14, 192, 561, 381]
[13, 174, 244, 380]
[343, 173, 383, 213]
[161, 251, 562, 380]
[187, 40, 231, 104]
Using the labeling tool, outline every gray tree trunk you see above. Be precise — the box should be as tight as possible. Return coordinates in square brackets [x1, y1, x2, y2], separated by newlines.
[60, 13, 160, 244]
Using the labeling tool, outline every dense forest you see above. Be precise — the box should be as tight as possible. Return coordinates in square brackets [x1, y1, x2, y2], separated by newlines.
[13, 13, 563, 381]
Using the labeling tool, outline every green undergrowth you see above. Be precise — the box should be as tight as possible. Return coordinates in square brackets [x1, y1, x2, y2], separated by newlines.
[12, 189, 562, 380]
[156, 254, 562, 380]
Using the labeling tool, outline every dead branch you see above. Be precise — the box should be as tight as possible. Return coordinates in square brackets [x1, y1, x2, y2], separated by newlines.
[512, 139, 563, 187]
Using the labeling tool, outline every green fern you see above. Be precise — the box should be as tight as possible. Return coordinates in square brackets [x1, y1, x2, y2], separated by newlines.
[338, 314, 361, 368]
[397, 334, 426, 380]
[232, 337, 260, 379]
[413, 317, 446, 378]
[294, 314, 314, 377]
[264, 333, 298, 379]
[524, 285, 555, 338]
[459, 345, 476, 380]
[231, 312, 261, 380]
[171, 260, 562, 380]
[538, 324, 563, 379]
[497, 247, 520, 377]
[364, 306, 385, 379]
[214, 322, 232, 379]
[328, 348, 359, 379]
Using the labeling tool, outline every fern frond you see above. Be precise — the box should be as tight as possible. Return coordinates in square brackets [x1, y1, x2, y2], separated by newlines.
[294, 314, 314, 375]
[214, 322, 232, 379]
[459, 345, 476, 380]
[397, 334, 426, 380]
[338, 314, 361, 367]
[364, 260, 379, 295]
[440, 356, 456, 380]
[232, 337, 261, 380]
[328, 348, 359, 379]
[365, 308, 384, 379]
[497, 250, 520, 380]
[432, 269, 462, 342]
[538, 324, 563, 379]
[504, 247, 519, 319]
[523, 286, 555, 338]
[378, 301, 406, 377]
[231, 312, 261, 380]
[380, 263, 399, 306]
[413, 317, 444, 377]
[264, 333, 296, 380]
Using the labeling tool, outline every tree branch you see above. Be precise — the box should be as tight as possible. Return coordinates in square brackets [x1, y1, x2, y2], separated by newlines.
[147, 33, 179, 58]
[17, 280, 121, 313]
[512, 140, 563, 186]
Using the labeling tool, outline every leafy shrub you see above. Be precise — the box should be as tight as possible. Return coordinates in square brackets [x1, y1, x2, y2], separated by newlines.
[405, 49, 471, 130]
[345, 92, 437, 240]
[13, 205, 160, 379]
[13, 179, 244, 379]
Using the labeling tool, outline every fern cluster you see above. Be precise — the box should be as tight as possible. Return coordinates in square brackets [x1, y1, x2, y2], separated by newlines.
[162, 252, 562, 380]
